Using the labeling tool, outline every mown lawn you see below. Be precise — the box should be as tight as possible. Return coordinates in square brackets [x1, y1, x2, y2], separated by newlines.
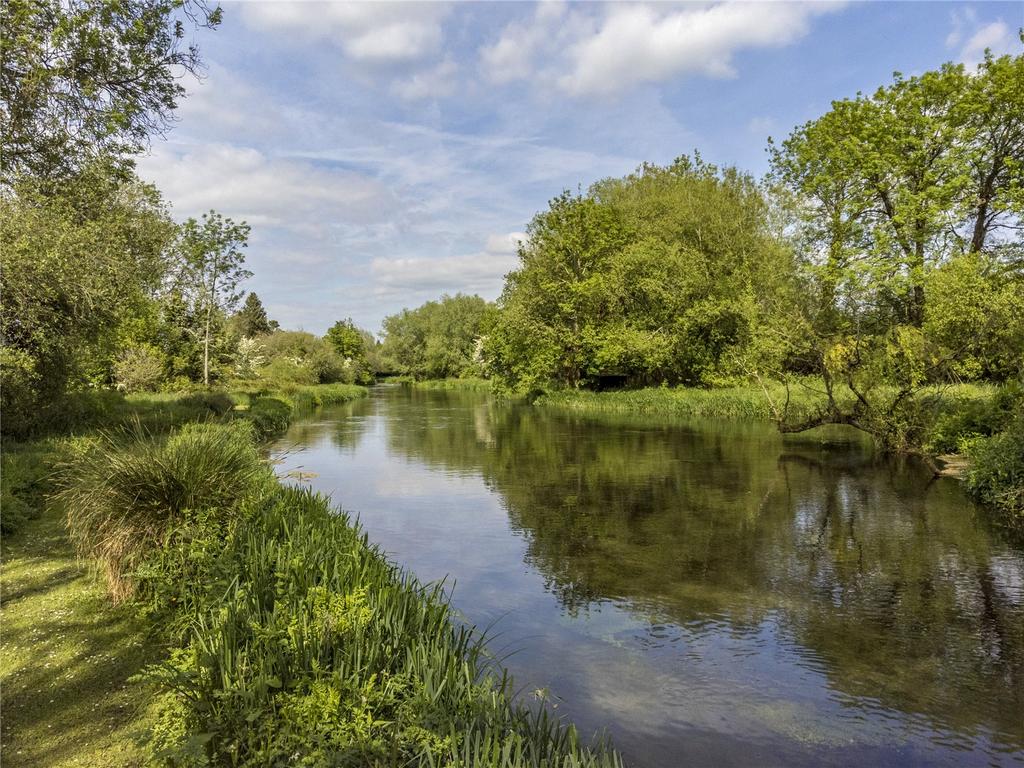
[0, 507, 159, 767]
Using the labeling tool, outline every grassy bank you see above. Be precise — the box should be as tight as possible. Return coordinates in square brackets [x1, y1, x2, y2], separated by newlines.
[411, 377, 492, 392]
[0, 505, 159, 767]
[1, 384, 619, 766]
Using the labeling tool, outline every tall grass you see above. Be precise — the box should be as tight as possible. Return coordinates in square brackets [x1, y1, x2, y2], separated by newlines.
[140, 482, 620, 766]
[53, 420, 620, 765]
[57, 422, 266, 601]
[539, 381, 1002, 428]
[538, 383, 831, 421]
[413, 378, 493, 392]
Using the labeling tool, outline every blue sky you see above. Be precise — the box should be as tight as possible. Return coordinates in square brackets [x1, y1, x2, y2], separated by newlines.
[137, 1, 1023, 334]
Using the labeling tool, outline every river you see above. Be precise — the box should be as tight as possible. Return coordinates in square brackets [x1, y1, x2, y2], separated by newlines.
[272, 385, 1024, 767]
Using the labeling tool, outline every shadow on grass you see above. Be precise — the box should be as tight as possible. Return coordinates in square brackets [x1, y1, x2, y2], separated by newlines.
[1, 510, 161, 768]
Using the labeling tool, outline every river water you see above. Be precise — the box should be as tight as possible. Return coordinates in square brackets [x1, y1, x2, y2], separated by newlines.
[272, 385, 1024, 767]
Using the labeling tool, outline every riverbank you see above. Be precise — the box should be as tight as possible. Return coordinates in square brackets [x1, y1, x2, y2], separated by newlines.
[538, 381, 1022, 530]
[1, 383, 619, 767]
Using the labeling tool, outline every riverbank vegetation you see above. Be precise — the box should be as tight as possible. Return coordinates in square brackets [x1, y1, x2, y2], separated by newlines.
[3, 392, 619, 766]
[380, 49, 1024, 525]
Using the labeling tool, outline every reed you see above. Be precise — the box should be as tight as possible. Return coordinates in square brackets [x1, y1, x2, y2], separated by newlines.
[142, 482, 621, 766]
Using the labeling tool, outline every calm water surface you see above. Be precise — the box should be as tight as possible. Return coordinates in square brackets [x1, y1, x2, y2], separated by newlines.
[273, 386, 1024, 767]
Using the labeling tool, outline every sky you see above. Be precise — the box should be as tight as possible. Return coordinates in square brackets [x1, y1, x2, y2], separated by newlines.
[136, 1, 1024, 335]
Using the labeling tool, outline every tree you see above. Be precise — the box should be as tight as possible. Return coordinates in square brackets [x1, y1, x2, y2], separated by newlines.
[0, 161, 174, 434]
[235, 292, 272, 337]
[763, 50, 1024, 454]
[485, 158, 796, 392]
[381, 295, 495, 380]
[325, 318, 366, 360]
[174, 211, 251, 387]
[1, 0, 222, 184]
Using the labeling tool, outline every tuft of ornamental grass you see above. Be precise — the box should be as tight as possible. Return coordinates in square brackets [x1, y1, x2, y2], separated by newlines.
[57, 421, 267, 602]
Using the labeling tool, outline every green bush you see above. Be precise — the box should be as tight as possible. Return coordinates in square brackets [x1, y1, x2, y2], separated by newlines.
[247, 397, 294, 440]
[924, 384, 1020, 454]
[966, 414, 1024, 529]
[0, 444, 51, 534]
[114, 345, 167, 393]
[58, 422, 266, 601]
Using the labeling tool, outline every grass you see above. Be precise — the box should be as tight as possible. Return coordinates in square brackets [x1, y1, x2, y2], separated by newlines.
[538, 380, 1001, 429]
[411, 378, 492, 392]
[58, 422, 266, 601]
[0, 506, 160, 768]
[135, 478, 621, 766]
[537, 381, 832, 421]
[3, 380, 619, 766]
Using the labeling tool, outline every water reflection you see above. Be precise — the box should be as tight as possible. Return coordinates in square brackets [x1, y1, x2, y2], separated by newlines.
[275, 387, 1024, 767]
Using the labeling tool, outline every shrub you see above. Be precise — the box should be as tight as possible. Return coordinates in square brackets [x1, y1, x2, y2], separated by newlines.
[0, 444, 51, 534]
[114, 345, 167, 393]
[58, 422, 267, 601]
[966, 414, 1024, 529]
[247, 396, 294, 440]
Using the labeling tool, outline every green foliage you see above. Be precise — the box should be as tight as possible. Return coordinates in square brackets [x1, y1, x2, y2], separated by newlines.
[258, 330, 350, 386]
[58, 421, 266, 601]
[136, 482, 620, 767]
[1, 0, 221, 183]
[172, 211, 252, 387]
[325, 318, 377, 384]
[485, 157, 797, 393]
[966, 413, 1024, 529]
[233, 292, 273, 338]
[246, 397, 293, 440]
[0, 442, 53, 534]
[114, 345, 167, 393]
[0, 163, 175, 436]
[381, 294, 495, 380]
[752, 49, 1024, 450]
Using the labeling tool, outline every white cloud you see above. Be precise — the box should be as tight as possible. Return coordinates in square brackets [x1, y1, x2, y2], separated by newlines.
[480, 1, 573, 84]
[481, 1, 844, 98]
[960, 22, 1016, 68]
[747, 116, 776, 136]
[391, 57, 458, 101]
[240, 1, 450, 64]
[370, 231, 526, 301]
[946, 10, 1018, 69]
[138, 142, 396, 232]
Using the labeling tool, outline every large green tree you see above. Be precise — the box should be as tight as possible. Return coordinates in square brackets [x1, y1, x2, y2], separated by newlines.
[485, 157, 797, 392]
[764, 49, 1024, 452]
[0, 161, 174, 434]
[1, 0, 221, 183]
